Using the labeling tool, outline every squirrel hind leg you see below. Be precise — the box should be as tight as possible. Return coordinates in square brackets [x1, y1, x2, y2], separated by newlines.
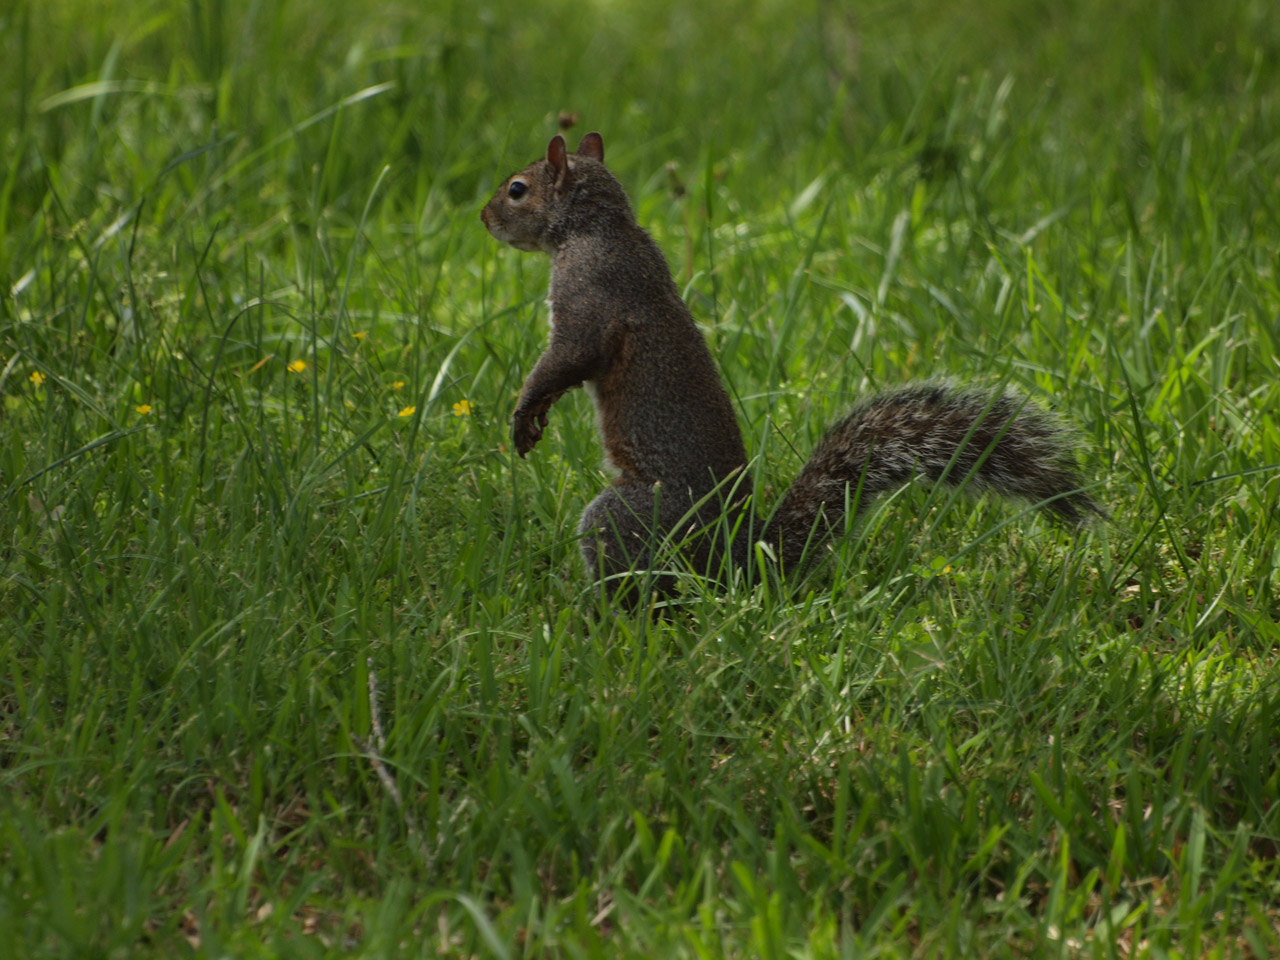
[579, 483, 673, 603]
[578, 481, 740, 603]
[576, 483, 686, 604]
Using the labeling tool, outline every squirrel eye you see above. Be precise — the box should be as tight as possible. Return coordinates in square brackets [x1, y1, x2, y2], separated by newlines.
[508, 181, 528, 200]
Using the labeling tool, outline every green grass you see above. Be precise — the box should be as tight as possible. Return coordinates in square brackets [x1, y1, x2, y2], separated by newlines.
[3, 0, 1279, 955]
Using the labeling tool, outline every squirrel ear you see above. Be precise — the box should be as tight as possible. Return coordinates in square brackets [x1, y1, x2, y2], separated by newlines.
[547, 135, 570, 186]
[576, 132, 604, 162]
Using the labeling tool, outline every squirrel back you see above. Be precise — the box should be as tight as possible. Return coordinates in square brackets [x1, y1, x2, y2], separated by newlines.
[484, 134, 1103, 598]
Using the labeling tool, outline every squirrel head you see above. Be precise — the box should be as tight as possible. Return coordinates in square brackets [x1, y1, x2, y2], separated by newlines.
[481, 132, 631, 254]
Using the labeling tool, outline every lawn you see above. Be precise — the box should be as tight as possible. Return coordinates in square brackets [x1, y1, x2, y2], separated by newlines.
[2, 0, 1279, 956]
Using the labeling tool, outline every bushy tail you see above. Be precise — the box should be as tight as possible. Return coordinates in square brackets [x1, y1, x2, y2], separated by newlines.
[763, 383, 1105, 569]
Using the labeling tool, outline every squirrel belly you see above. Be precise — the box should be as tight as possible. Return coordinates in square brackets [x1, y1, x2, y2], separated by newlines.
[483, 133, 1103, 599]
[578, 379, 613, 474]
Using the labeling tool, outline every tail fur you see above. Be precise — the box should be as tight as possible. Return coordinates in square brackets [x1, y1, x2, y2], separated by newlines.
[763, 383, 1104, 569]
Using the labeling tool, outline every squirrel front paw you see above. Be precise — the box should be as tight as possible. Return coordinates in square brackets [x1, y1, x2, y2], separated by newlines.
[512, 402, 551, 457]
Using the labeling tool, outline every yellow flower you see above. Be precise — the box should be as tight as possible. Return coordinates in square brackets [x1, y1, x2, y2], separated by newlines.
[353, 330, 368, 340]
[29, 370, 46, 385]
[136, 404, 153, 415]
[452, 399, 473, 417]
[392, 380, 405, 391]
[287, 359, 307, 373]
[345, 399, 355, 411]
[397, 405, 416, 418]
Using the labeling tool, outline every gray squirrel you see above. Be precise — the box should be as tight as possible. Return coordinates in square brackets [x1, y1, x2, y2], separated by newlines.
[482, 132, 1103, 598]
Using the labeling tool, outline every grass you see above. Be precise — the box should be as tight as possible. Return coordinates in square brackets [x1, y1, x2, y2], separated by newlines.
[2, 0, 1279, 955]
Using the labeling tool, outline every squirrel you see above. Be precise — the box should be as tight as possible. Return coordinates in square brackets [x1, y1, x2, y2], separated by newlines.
[482, 132, 1104, 599]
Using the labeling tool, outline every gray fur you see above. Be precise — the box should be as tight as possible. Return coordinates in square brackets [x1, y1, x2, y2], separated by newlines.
[766, 383, 1104, 570]
[483, 135, 1103, 600]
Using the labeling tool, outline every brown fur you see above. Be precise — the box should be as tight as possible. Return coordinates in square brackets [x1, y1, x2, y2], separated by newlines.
[482, 134, 1103, 599]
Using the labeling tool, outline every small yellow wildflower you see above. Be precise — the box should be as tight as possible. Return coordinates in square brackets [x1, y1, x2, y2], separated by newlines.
[345, 399, 355, 411]
[392, 380, 405, 391]
[397, 405, 416, 418]
[353, 330, 368, 340]
[287, 359, 307, 373]
[452, 399, 473, 417]
[29, 370, 46, 385]
[136, 403, 153, 415]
